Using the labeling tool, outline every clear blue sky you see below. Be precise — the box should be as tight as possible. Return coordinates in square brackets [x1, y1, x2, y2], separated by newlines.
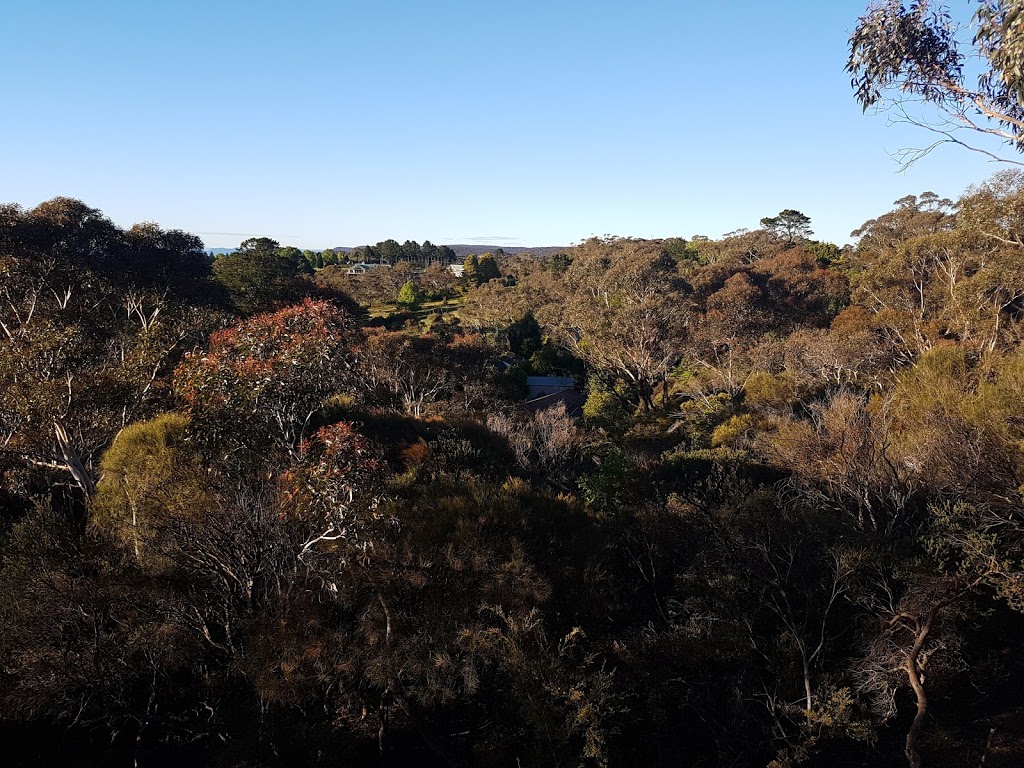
[0, 1, 1010, 249]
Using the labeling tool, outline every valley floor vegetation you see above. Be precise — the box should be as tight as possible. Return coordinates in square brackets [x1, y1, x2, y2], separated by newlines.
[4, 176, 1024, 768]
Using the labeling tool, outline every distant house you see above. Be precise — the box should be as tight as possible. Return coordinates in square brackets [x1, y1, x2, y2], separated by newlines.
[448, 264, 465, 278]
[525, 375, 575, 399]
[346, 262, 389, 275]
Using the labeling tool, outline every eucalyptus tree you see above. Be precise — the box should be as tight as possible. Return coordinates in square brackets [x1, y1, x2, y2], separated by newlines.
[848, 0, 1024, 166]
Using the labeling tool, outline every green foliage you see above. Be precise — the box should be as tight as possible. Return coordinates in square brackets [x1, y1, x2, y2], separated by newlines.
[710, 413, 754, 448]
[528, 343, 585, 378]
[549, 252, 573, 273]
[808, 240, 841, 265]
[578, 447, 635, 513]
[476, 253, 502, 283]
[668, 392, 734, 447]
[559, 237, 690, 411]
[395, 279, 422, 309]
[92, 412, 209, 566]
[212, 237, 305, 313]
[582, 383, 628, 428]
[661, 236, 701, 264]
[375, 238, 402, 265]
[463, 253, 478, 279]
[744, 371, 796, 412]
[123, 221, 212, 286]
[767, 687, 874, 768]
[505, 310, 543, 355]
[277, 245, 312, 275]
[760, 209, 813, 243]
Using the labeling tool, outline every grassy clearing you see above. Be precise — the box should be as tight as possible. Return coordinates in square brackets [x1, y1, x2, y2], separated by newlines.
[366, 296, 464, 320]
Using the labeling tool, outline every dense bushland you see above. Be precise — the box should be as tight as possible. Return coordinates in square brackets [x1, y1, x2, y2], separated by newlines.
[4, 180, 1024, 767]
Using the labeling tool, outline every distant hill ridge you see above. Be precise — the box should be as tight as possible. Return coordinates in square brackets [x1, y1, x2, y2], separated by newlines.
[330, 244, 567, 259]
[207, 244, 568, 259]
